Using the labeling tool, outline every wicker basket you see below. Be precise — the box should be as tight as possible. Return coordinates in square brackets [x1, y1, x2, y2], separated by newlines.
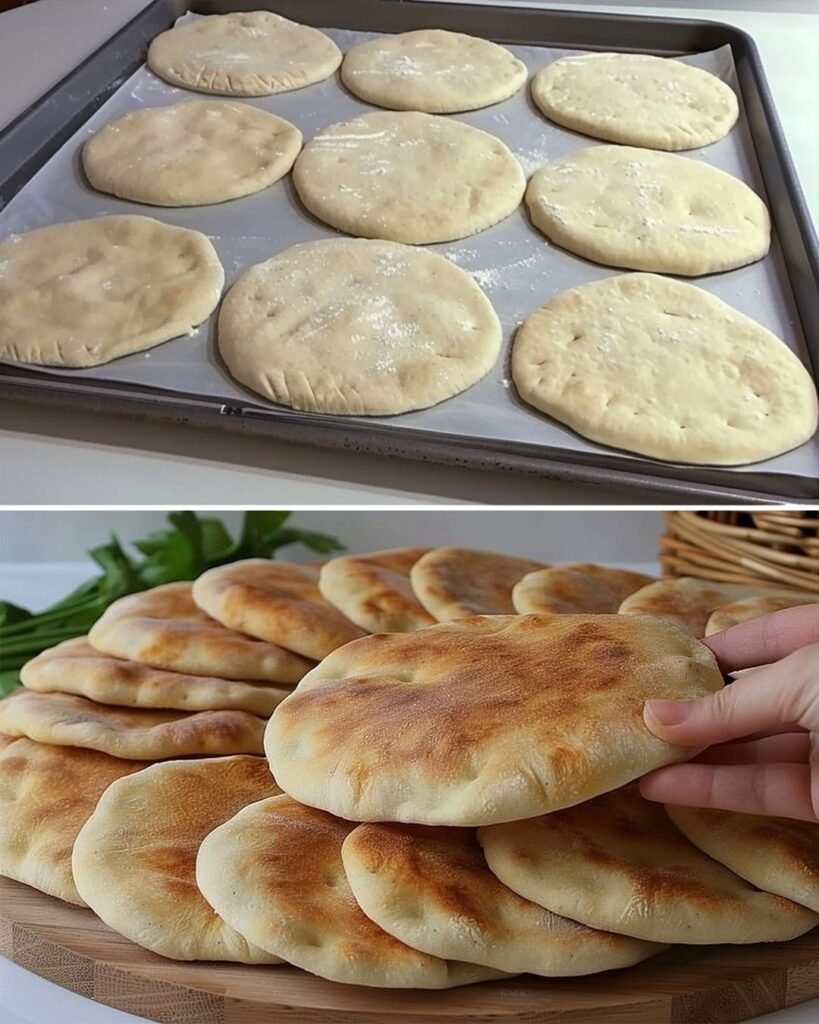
[661, 511, 819, 594]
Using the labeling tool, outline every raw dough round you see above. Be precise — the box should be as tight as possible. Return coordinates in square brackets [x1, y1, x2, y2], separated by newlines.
[292, 111, 526, 244]
[147, 11, 341, 96]
[0, 215, 224, 368]
[341, 29, 527, 113]
[532, 53, 738, 151]
[83, 100, 302, 206]
[525, 145, 769, 275]
[218, 238, 502, 415]
[511, 273, 818, 465]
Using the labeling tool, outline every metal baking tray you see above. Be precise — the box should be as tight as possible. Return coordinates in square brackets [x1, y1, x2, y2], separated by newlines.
[1, 0, 817, 504]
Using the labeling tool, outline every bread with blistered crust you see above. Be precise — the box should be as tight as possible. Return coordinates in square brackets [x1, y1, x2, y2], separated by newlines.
[196, 794, 505, 987]
[265, 613, 723, 825]
[513, 563, 653, 615]
[479, 785, 819, 944]
[667, 804, 819, 913]
[193, 559, 365, 660]
[342, 821, 662, 974]
[319, 547, 434, 632]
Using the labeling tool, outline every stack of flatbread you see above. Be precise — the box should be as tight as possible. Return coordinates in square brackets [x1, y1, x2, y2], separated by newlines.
[1, 549, 817, 986]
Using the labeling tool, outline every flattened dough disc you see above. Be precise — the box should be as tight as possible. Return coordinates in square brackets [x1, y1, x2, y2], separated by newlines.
[525, 145, 769, 276]
[512, 274, 817, 465]
[293, 111, 525, 245]
[217, 239, 502, 415]
[532, 53, 738, 150]
[147, 12, 341, 97]
[83, 100, 302, 206]
[0, 215, 223, 367]
[342, 29, 527, 113]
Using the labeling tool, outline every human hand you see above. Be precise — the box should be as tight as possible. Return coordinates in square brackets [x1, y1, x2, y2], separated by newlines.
[639, 604, 819, 822]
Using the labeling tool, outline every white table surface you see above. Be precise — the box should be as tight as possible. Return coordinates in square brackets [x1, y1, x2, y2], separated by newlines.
[0, 0, 816, 504]
[1, 558, 818, 1024]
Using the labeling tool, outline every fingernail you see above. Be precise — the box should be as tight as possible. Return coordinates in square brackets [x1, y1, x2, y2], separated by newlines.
[644, 699, 691, 728]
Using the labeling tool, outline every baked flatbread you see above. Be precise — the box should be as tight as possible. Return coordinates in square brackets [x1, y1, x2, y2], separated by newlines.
[479, 785, 818, 944]
[88, 582, 312, 683]
[147, 12, 341, 96]
[667, 805, 819, 914]
[318, 547, 435, 632]
[22, 637, 291, 717]
[513, 563, 654, 615]
[706, 594, 819, 636]
[342, 821, 662, 975]
[0, 738, 146, 905]
[196, 794, 504, 987]
[265, 613, 723, 825]
[410, 547, 547, 620]
[72, 756, 281, 960]
[620, 576, 799, 637]
[0, 690, 265, 760]
[193, 559, 365, 660]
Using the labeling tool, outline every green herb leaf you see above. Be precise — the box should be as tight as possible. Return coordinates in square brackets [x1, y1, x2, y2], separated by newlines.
[0, 600, 32, 628]
[0, 669, 21, 697]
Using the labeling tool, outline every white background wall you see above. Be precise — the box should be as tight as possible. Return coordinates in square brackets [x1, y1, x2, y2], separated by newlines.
[0, 510, 664, 567]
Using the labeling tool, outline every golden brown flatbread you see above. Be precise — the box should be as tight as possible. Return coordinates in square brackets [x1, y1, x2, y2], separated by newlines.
[318, 547, 435, 632]
[89, 581, 312, 682]
[513, 563, 654, 615]
[265, 613, 722, 825]
[0, 738, 146, 904]
[479, 785, 818, 944]
[196, 794, 504, 986]
[0, 690, 265, 759]
[193, 559, 365, 660]
[411, 547, 547, 620]
[22, 637, 291, 716]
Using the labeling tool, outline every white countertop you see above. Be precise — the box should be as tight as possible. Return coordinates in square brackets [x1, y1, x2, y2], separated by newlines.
[1, 558, 819, 1024]
[0, 0, 816, 504]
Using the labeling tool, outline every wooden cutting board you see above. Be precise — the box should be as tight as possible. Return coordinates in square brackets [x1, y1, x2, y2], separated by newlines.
[1, 875, 818, 1024]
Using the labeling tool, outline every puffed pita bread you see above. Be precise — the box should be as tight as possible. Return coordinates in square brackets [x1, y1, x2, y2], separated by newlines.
[196, 794, 504, 987]
[147, 11, 341, 97]
[513, 563, 654, 615]
[479, 785, 818, 944]
[265, 614, 723, 825]
[21, 637, 291, 717]
[193, 559, 365, 660]
[73, 756, 281, 960]
[318, 547, 435, 632]
[620, 576, 799, 637]
[342, 822, 662, 975]
[0, 738, 146, 905]
[410, 547, 547, 620]
[706, 593, 819, 636]
[667, 805, 819, 914]
[0, 690, 264, 759]
[88, 582, 312, 683]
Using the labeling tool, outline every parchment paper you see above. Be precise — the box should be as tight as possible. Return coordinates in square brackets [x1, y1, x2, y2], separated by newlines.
[1, 14, 816, 489]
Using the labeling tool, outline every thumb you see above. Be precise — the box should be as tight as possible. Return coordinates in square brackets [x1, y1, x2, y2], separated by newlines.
[643, 649, 813, 747]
